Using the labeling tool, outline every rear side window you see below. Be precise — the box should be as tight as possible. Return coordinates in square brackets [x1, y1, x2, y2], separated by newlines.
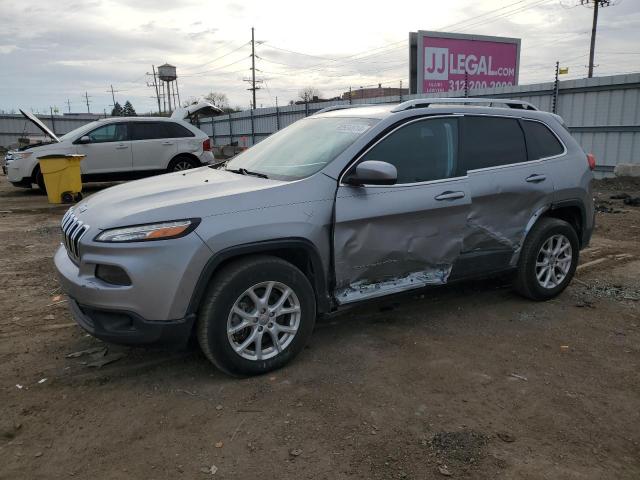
[522, 120, 564, 160]
[130, 122, 165, 141]
[461, 116, 527, 171]
[162, 122, 195, 138]
[361, 117, 459, 184]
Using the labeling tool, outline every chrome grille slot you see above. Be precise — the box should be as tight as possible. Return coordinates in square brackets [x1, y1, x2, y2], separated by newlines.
[61, 210, 89, 260]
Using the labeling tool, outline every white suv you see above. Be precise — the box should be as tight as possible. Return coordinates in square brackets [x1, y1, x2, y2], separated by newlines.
[6, 103, 221, 191]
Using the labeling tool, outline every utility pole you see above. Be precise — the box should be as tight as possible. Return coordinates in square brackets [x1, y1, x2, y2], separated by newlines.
[581, 0, 614, 78]
[83, 92, 91, 113]
[244, 27, 262, 108]
[49, 106, 56, 134]
[150, 65, 162, 113]
[109, 84, 117, 107]
[251, 27, 256, 109]
[66, 99, 71, 113]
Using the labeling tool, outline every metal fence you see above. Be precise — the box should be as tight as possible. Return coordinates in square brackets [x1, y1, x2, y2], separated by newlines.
[0, 113, 106, 149]
[2, 73, 639, 174]
[197, 73, 640, 174]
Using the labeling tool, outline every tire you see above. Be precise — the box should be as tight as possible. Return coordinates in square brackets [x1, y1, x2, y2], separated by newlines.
[514, 217, 579, 301]
[168, 155, 199, 172]
[197, 255, 316, 377]
[34, 167, 46, 194]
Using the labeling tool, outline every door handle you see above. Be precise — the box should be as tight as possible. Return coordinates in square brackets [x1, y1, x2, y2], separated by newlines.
[526, 174, 546, 183]
[435, 191, 465, 201]
[162, 141, 174, 145]
[115, 144, 128, 149]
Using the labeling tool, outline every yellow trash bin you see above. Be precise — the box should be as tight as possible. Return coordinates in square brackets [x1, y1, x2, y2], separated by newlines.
[37, 154, 85, 204]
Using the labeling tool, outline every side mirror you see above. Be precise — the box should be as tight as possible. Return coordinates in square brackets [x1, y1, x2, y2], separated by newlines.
[77, 135, 91, 144]
[345, 160, 397, 186]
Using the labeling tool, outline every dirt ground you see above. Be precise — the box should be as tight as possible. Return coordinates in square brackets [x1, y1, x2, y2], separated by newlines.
[0, 175, 638, 480]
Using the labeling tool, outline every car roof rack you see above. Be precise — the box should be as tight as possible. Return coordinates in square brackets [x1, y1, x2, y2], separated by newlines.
[391, 98, 538, 112]
[313, 104, 378, 115]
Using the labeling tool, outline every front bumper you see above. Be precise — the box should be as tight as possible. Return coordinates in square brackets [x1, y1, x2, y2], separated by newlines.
[67, 298, 195, 345]
[54, 227, 213, 341]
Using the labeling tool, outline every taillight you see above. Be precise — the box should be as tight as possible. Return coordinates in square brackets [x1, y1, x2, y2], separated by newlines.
[586, 153, 596, 171]
[203, 138, 211, 151]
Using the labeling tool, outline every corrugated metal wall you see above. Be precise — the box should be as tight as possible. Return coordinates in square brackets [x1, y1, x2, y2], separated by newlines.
[3, 73, 639, 174]
[199, 73, 640, 174]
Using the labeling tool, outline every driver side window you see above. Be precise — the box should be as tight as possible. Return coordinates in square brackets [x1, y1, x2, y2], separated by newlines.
[86, 123, 128, 143]
[361, 117, 460, 184]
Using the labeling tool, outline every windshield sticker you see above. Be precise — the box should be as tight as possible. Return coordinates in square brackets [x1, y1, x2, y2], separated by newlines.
[336, 124, 371, 134]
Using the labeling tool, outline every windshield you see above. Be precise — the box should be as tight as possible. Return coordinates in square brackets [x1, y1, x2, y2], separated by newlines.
[58, 121, 102, 141]
[226, 117, 378, 180]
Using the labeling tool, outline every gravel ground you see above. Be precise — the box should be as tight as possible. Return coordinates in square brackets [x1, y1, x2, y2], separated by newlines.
[0, 175, 639, 479]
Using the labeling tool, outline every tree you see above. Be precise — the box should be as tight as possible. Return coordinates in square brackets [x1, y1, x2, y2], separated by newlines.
[111, 102, 124, 116]
[122, 101, 136, 116]
[182, 96, 200, 107]
[204, 91, 229, 109]
[298, 87, 322, 103]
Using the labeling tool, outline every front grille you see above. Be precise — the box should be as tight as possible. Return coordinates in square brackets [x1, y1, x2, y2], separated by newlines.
[61, 209, 90, 260]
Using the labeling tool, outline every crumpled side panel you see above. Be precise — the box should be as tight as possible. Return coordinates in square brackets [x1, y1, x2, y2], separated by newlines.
[333, 180, 470, 296]
[461, 166, 555, 256]
[336, 266, 452, 304]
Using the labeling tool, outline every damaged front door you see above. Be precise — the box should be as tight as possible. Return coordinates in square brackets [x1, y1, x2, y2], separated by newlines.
[333, 116, 470, 304]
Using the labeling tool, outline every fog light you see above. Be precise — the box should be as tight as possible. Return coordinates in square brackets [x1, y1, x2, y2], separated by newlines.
[95, 264, 131, 286]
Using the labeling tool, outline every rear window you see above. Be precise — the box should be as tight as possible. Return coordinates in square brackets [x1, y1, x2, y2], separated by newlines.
[461, 116, 527, 171]
[162, 122, 195, 138]
[130, 122, 165, 141]
[522, 120, 564, 160]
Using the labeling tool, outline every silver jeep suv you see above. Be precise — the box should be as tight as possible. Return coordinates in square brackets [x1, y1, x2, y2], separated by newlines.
[54, 98, 595, 376]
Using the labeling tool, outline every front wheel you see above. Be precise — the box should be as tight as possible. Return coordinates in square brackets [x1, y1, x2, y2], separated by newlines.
[514, 217, 579, 301]
[34, 167, 47, 194]
[197, 256, 316, 376]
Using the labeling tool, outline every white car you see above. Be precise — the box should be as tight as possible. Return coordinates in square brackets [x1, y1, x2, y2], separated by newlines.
[5, 103, 222, 191]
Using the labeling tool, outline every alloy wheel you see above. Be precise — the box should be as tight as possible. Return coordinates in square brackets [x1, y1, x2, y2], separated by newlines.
[535, 234, 573, 289]
[173, 160, 193, 171]
[227, 281, 301, 361]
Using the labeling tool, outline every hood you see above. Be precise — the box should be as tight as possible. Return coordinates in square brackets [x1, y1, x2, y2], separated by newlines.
[19, 109, 60, 142]
[171, 101, 223, 121]
[74, 167, 287, 229]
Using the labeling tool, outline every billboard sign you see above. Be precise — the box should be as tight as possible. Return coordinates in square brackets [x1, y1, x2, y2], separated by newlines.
[409, 31, 520, 94]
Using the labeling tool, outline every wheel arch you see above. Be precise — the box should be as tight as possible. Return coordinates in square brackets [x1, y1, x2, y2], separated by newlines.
[167, 152, 201, 170]
[542, 200, 586, 247]
[187, 238, 333, 318]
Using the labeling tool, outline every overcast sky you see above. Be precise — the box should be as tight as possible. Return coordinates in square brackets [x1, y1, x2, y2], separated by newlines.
[1, 0, 638, 114]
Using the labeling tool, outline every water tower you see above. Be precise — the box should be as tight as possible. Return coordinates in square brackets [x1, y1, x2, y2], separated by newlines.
[157, 63, 180, 113]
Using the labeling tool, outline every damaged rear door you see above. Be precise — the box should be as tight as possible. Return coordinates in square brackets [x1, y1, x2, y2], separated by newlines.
[333, 116, 470, 304]
[452, 115, 556, 278]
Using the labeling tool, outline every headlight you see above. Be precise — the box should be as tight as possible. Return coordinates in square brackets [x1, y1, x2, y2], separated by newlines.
[94, 219, 200, 243]
[13, 152, 33, 160]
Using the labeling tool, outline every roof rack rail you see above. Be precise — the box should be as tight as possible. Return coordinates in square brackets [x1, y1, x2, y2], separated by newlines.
[391, 98, 538, 112]
[313, 104, 377, 115]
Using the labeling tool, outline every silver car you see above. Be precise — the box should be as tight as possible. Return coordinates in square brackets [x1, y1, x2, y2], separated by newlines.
[54, 98, 595, 376]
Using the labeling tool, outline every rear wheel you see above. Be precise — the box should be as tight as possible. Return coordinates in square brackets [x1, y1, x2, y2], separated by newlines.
[168, 155, 199, 172]
[197, 255, 316, 376]
[514, 217, 579, 300]
[33, 167, 46, 194]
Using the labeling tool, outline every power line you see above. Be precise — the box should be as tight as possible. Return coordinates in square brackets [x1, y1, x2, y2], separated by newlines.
[181, 41, 250, 73]
[180, 55, 251, 77]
